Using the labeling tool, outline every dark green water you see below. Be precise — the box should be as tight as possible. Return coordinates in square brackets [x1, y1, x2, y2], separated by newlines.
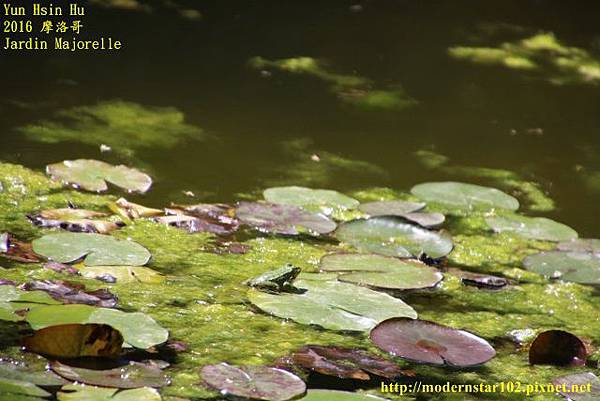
[2, 0, 600, 235]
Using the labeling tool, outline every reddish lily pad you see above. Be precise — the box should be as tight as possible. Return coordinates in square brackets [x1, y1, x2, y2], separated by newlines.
[236, 202, 336, 235]
[529, 330, 587, 366]
[47, 159, 152, 193]
[553, 372, 600, 401]
[0, 234, 41, 263]
[51, 361, 169, 389]
[20, 280, 117, 308]
[200, 363, 306, 401]
[279, 345, 409, 380]
[370, 318, 496, 367]
[320, 253, 442, 290]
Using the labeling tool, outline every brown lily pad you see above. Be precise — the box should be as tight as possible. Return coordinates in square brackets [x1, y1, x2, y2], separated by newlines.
[111, 198, 163, 220]
[200, 363, 306, 401]
[529, 330, 587, 366]
[50, 361, 170, 388]
[22, 323, 124, 359]
[447, 268, 508, 289]
[370, 318, 496, 367]
[0, 234, 41, 263]
[279, 345, 410, 380]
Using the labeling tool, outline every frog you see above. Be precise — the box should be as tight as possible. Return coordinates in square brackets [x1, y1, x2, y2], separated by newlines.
[243, 264, 304, 293]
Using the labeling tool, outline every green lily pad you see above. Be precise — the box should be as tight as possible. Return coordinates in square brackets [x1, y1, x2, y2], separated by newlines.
[57, 384, 161, 401]
[320, 253, 443, 290]
[358, 200, 425, 216]
[485, 215, 578, 242]
[47, 159, 152, 193]
[264, 186, 359, 213]
[0, 355, 65, 386]
[299, 390, 386, 401]
[0, 377, 50, 399]
[236, 202, 336, 235]
[411, 181, 519, 211]
[25, 304, 168, 349]
[51, 361, 169, 389]
[401, 212, 446, 228]
[32, 233, 151, 266]
[200, 363, 306, 401]
[0, 285, 60, 322]
[523, 251, 600, 285]
[248, 273, 417, 331]
[335, 217, 453, 258]
[557, 238, 600, 253]
[79, 265, 164, 284]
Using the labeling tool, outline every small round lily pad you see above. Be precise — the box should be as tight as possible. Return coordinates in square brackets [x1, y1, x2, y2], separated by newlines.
[264, 186, 359, 212]
[411, 181, 519, 211]
[32, 233, 151, 266]
[335, 217, 453, 259]
[320, 253, 442, 290]
[236, 202, 336, 235]
[46, 159, 152, 193]
[200, 363, 306, 401]
[370, 318, 496, 367]
[485, 215, 578, 242]
[523, 251, 600, 285]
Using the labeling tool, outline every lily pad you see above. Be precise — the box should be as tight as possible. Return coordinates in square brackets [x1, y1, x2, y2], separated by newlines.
[28, 215, 122, 235]
[57, 384, 162, 401]
[485, 215, 578, 241]
[25, 304, 168, 349]
[47, 159, 152, 193]
[264, 186, 359, 213]
[79, 265, 164, 284]
[320, 253, 442, 290]
[553, 372, 600, 401]
[370, 318, 496, 367]
[0, 377, 50, 399]
[358, 200, 425, 216]
[236, 202, 336, 235]
[523, 251, 600, 285]
[32, 233, 151, 266]
[447, 269, 508, 289]
[22, 324, 124, 358]
[0, 285, 59, 322]
[21, 280, 117, 307]
[411, 181, 519, 211]
[279, 345, 408, 380]
[51, 361, 169, 388]
[0, 355, 66, 386]
[335, 217, 453, 258]
[529, 330, 587, 366]
[200, 363, 306, 401]
[36, 208, 109, 220]
[111, 198, 163, 220]
[248, 273, 417, 331]
[299, 390, 386, 401]
[557, 238, 600, 254]
[0, 235, 41, 263]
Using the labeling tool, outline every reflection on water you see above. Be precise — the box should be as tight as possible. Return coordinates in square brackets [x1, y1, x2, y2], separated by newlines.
[1, 0, 600, 236]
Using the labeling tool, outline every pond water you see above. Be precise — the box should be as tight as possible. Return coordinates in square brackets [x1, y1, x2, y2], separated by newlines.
[1, 2, 600, 401]
[2, 0, 600, 235]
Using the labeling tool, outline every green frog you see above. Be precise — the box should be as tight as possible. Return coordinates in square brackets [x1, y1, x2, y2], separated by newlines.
[243, 264, 303, 293]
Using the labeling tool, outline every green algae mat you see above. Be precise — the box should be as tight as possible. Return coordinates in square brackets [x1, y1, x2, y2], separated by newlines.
[1, 162, 599, 401]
